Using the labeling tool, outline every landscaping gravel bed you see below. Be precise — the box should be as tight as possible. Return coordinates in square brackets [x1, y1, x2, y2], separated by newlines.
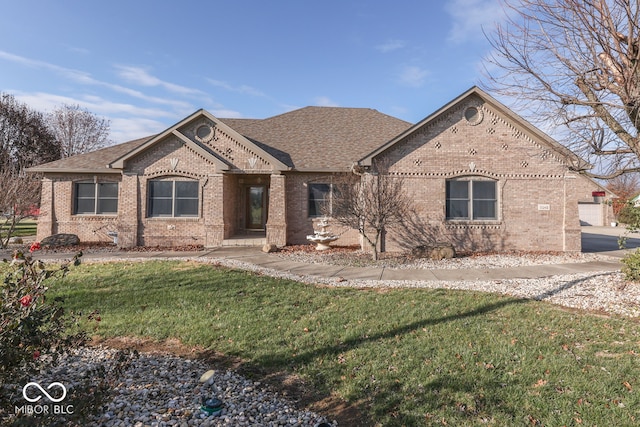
[276, 245, 617, 269]
[202, 257, 639, 318]
[4, 347, 333, 427]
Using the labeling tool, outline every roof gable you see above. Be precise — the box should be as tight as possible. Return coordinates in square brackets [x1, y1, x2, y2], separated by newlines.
[359, 86, 586, 170]
[109, 110, 289, 172]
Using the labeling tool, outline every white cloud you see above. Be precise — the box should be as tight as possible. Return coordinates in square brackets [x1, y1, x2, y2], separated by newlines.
[110, 117, 167, 142]
[0, 51, 198, 112]
[65, 45, 90, 55]
[9, 90, 180, 143]
[11, 91, 177, 118]
[0, 50, 95, 83]
[206, 79, 266, 97]
[444, 0, 505, 44]
[115, 65, 206, 97]
[210, 109, 244, 118]
[375, 39, 406, 53]
[398, 65, 429, 87]
[313, 96, 340, 107]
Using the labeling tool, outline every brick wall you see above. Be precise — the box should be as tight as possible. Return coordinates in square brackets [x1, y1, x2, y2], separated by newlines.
[375, 94, 582, 253]
[36, 174, 122, 244]
[284, 173, 361, 246]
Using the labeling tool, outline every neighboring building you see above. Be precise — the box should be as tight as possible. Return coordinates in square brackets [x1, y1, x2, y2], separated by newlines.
[577, 183, 617, 226]
[28, 87, 613, 252]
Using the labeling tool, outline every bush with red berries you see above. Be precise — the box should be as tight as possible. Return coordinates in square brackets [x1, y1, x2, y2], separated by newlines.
[0, 244, 84, 382]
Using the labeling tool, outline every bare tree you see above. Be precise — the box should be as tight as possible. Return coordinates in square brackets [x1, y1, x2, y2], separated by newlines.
[606, 172, 640, 198]
[484, 0, 640, 179]
[47, 104, 112, 158]
[0, 93, 60, 172]
[0, 169, 41, 248]
[330, 165, 412, 260]
[605, 172, 640, 221]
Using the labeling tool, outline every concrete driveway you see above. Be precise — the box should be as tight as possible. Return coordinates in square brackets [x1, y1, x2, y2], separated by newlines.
[581, 225, 640, 257]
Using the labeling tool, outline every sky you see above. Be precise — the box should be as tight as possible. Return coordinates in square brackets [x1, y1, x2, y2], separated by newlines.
[0, 0, 507, 144]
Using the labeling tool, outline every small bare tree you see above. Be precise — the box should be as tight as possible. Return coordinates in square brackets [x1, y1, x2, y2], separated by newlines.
[0, 169, 41, 248]
[330, 165, 412, 260]
[606, 173, 640, 199]
[47, 104, 112, 158]
[484, 0, 640, 179]
[605, 172, 640, 222]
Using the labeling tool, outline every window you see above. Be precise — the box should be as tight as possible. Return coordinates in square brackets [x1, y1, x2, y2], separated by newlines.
[308, 183, 334, 217]
[148, 180, 199, 217]
[446, 179, 497, 220]
[74, 182, 118, 215]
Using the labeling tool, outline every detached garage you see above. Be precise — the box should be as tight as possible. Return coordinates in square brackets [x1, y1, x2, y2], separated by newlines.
[578, 202, 604, 226]
[578, 190, 615, 227]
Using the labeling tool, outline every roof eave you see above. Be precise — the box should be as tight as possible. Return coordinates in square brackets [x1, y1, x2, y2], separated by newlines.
[285, 167, 352, 173]
[26, 167, 122, 174]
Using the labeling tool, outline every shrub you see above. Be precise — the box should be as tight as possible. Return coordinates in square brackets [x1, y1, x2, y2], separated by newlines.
[621, 249, 640, 281]
[616, 201, 640, 225]
[0, 244, 83, 383]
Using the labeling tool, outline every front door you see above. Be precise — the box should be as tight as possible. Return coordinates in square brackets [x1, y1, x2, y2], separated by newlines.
[246, 185, 267, 230]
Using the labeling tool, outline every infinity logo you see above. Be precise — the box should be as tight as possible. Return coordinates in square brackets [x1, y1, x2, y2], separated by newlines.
[22, 382, 67, 403]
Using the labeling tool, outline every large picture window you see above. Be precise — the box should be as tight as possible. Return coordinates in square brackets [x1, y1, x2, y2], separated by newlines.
[446, 179, 497, 220]
[308, 183, 334, 217]
[74, 182, 118, 215]
[148, 180, 199, 217]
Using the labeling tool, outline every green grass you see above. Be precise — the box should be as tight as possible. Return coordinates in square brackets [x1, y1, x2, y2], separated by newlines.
[0, 219, 37, 237]
[45, 261, 640, 426]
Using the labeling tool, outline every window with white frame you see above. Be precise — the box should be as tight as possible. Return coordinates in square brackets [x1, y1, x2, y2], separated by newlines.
[446, 178, 497, 220]
[74, 182, 118, 215]
[308, 183, 335, 217]
[148, 180, 199, 217]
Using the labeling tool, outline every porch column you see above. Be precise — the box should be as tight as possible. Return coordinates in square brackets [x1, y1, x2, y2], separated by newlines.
[36, 178, 54, 241]
[266, 173, 287, 247]
[205, 173, 225, 247]
[117, 173, 139, 248]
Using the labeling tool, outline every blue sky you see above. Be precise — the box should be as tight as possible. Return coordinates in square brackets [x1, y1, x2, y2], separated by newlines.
[1, 0, 506, 143]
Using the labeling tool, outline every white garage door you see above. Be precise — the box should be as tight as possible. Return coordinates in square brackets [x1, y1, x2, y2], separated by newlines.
[579, 203, 603, 226]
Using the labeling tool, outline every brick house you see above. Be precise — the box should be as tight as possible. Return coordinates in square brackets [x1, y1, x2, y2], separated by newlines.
[29, 87, 613, 252]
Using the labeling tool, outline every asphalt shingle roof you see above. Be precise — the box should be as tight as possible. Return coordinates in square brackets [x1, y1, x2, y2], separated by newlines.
[29, 107, 411, 173]
[221, 107, 412, 171]
[28, 136, 152, 173]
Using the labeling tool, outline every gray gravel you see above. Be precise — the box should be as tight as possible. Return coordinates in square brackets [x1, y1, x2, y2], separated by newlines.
[191, 255, 640, 318]
[5, 347, 334, 426]
[276, 248, 614, 269]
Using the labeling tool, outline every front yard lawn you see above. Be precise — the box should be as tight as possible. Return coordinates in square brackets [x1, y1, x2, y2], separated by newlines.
[50, 261, 640, 426]
[0, 219, 37, 238]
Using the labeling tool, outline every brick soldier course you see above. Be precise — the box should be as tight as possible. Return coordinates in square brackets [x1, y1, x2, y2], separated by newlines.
[28, 87, 614, 253]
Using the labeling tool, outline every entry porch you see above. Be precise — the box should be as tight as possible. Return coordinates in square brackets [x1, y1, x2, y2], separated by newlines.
[207, 173, 286, 248]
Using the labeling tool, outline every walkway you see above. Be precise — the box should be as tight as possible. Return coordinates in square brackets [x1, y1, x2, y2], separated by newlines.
[6, 225, 634, 282]
[20, 246, 620, 282]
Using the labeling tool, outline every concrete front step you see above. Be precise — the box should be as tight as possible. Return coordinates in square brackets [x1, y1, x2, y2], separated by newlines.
[221, 237, 266, 247]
